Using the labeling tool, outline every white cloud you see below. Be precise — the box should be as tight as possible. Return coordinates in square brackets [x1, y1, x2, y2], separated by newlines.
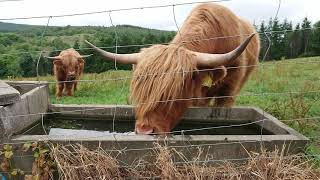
[0, 0, 319, 30]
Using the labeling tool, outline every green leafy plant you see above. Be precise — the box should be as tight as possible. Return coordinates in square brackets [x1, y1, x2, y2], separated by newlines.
[0, 144, 24, 180]
[22, 142, 55, 180]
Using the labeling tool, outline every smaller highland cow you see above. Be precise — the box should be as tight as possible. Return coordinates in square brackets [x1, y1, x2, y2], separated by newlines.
[47, 48, 91, 100]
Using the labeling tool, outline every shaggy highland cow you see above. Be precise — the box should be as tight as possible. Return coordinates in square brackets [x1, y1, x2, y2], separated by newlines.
[47, 48, 91, 100]
[85, 3, 260, 134]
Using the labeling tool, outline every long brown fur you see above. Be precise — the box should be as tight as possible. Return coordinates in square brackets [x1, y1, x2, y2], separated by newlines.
[131, 3, 260, 134]
[172, 3, 260, 106]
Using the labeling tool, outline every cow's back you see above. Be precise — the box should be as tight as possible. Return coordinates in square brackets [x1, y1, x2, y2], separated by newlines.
[59, 48, 81, 59]
[171, 3, 259, 67]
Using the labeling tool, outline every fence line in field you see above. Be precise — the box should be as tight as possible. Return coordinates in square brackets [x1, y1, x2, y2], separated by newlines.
[0, 0, 22, 2]
[0, 89, 319, 119]
[1, 59, 320, 89]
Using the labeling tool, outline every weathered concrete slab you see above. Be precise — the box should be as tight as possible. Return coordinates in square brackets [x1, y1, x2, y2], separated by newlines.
[49, 104, 135, 121]
[0, 85, 49, 140]
[6, 105, 308, 172]
[47, 105, 294, 135]
[49, 128, 135, 136]
[250, 107, 308, 137]
[12, 134, 308, 168]
[0, 81, 21, 105]
[5, 81, 48, 95]
[11, 105, 309, 168]
[48, 105, 258, 123]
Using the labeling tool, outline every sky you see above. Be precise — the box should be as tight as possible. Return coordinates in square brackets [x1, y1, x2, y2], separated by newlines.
[0, 0, 319, 30]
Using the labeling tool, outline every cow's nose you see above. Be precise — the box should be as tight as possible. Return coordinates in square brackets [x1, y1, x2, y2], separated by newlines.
[135, 127, 154, 135]
[68, 71, 76, 76]
[67, 72, 76, 79]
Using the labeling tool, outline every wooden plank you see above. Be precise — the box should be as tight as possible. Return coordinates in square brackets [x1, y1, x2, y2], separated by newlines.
[0, 80, 21, 105]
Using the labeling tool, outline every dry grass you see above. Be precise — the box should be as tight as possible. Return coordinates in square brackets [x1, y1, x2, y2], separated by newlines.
[51, 143, 320, 180]
[52, 144, 127, 180]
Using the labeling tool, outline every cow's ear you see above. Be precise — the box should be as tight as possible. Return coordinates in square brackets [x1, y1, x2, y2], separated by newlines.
[211, 66, 227, 83]
[78, 59, 85, 64]
[53, 60, 63, 66]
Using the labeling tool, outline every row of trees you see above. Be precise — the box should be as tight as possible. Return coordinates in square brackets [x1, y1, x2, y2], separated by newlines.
[1, 18, 320, 78]
[258, 17, 320, 60]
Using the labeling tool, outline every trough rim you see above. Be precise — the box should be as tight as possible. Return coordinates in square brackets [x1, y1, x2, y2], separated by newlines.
[11, 104, 309, 144]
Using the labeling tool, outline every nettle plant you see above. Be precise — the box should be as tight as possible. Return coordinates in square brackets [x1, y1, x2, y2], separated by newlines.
[0, 144, 24, 179]
[0, 142, 55, 180]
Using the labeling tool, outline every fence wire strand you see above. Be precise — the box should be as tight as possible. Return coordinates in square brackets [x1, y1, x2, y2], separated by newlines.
[1, 59, 320, 89]
[108, 10, 119, 70]
[0, 0, 22, 2]
[3, 133, 320, 155]
[0, 89, 319, 119]
[0, 0, 231, 21]
[1, 116, 320, 147]
[172, 4, 182, 39]
[35, 16, 51, 81]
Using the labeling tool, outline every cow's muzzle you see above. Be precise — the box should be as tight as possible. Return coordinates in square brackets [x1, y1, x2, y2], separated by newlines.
[67, 72, 76, 81]
[135, 126, 154, 135]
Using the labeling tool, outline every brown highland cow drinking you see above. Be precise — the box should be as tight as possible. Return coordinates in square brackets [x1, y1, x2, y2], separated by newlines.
[85, 3, 260, 134]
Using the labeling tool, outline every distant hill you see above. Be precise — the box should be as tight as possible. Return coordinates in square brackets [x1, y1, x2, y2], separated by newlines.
[0, 22, 168, 33]
[0, 22, 43, 32]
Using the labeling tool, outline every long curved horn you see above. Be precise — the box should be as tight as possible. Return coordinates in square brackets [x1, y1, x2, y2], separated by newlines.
[77, 54, 93, 59]
[45, 56, 62, 60]
[194, 33, 256, 67]
[84, 40, 139, 64]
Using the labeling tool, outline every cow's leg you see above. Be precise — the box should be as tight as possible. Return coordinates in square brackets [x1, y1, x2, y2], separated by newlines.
[65, 82, 74, 96]
[66, 88, 73, 96]
[74, 81, 78, 91]
[56, 82, 64, 100]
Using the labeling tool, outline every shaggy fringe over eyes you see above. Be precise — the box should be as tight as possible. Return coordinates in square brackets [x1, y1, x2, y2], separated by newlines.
[130, 44, 197, 117]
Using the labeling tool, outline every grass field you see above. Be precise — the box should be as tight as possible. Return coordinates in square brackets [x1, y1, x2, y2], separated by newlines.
[14, 56, 320, 161]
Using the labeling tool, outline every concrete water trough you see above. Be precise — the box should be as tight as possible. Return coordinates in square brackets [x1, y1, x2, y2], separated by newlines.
[13, 104, 309, 165]
[0, 81, 49, 141]
[0, 81, 309, 168]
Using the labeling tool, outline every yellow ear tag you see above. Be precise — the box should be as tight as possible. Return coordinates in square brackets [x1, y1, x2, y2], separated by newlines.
[202, 74, 213, 88]
[208, 99, 215, 106]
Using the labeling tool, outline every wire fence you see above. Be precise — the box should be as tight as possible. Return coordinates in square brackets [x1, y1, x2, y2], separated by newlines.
[0, 89, 319, 119]
[0, 58, 320, 89]
[0, 26, 319, 58]
[0, 0, 320, 177]
[0, 0, 22, 2]
[1, 114, 320, 147]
